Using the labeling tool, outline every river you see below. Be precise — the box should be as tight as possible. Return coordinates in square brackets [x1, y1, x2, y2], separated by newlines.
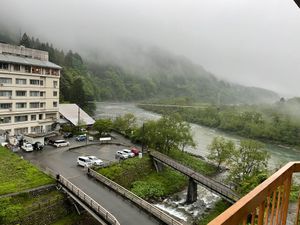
[95, 102, 300, 170]
[94, 102, 300, 223]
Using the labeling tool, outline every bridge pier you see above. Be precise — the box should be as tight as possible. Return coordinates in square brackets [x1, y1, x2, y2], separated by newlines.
[153, 159, 164, 172]
[186, 178, 197, 204]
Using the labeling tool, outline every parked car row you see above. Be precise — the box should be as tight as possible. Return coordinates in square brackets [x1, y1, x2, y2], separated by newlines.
[77, 155, 104, 167]
[115, 148, 140, 160]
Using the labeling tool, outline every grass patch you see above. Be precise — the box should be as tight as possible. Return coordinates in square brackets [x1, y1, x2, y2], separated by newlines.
[131, 168, 187, 200]
[0, 147, 54, 195]
[51, 213, 81, 225]
[197, 200, 230, 225]
[98, 156, 153, 188]
[0, 190, 64, 224]
[98, 156, 187, 200]
[167, 149, 217, 176]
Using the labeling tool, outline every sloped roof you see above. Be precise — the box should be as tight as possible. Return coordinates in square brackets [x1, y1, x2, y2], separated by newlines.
[0, 54, 62, 69]
[59, 104, 95, 126]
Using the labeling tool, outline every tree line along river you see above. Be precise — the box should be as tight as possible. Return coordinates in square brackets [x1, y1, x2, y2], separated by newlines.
[95, 102, 300, 171]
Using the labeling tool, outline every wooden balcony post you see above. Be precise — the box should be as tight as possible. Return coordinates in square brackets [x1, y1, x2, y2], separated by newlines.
[295, 192, 300, 225]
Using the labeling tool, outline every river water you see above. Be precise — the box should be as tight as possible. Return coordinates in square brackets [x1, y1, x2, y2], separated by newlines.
[95, 102, 300, 222]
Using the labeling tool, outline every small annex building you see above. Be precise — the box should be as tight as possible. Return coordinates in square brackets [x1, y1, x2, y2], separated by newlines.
[58, 104, 95, 127]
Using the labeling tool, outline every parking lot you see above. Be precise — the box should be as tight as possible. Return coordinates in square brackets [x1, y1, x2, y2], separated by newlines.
[16, 133, 158, 225]
[19, 132, 139, 175]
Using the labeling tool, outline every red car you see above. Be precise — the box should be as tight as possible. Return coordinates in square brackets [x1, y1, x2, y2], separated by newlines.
[130, 147, 140, 156]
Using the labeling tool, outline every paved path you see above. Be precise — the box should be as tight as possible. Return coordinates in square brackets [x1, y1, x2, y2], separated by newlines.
[20, 142, 161, 225]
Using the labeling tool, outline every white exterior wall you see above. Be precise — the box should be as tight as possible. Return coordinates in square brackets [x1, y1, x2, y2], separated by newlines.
[0, 50, 60, 135]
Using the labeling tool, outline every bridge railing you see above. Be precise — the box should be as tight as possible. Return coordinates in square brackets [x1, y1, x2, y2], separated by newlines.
[208, 162, 300, 225]
[88, 168, 186, 225]
[150, 151, 239, 202]
[57, 175, 121, 225]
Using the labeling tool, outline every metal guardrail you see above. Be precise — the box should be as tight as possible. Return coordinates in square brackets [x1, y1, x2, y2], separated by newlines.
[57, 174, 120, 225]
[150, 151, 239, 203]
[88, 168, 186, 225]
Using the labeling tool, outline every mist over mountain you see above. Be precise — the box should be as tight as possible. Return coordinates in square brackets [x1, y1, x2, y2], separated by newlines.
[84, 42, 279, 104]
[0, 30, 279, 112]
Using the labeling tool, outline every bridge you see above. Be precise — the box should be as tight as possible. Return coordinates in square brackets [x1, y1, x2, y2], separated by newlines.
[149, 151, 240, 204]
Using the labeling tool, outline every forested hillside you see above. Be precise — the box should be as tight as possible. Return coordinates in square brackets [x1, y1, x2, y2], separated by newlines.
[0, 32, 279, 115]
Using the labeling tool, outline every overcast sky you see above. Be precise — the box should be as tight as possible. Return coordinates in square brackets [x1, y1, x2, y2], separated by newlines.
[1, 0, 300, 97]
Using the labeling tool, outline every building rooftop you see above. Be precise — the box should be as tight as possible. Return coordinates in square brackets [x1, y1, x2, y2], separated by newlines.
[59, 104, 95, 126]
[0, 54, 61, 69]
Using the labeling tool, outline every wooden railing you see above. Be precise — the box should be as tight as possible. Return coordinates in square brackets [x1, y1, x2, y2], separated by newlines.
[150, 151, 239, 203]
[57, 175, 120, 225]
[88, 168, 186, 225]
[208, 161, 300, 225]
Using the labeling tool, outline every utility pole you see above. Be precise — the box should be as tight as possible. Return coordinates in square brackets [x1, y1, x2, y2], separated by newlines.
[77, 106, 80, 132]
[141, 123, 145, 154]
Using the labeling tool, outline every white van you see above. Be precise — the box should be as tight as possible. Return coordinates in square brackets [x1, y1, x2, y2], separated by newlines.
[53, 140, 70, 148]
[21, 143, 33, 152]
[77, 156, 93, 167]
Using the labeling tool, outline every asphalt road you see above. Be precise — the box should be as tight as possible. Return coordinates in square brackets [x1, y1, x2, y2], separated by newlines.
[19, 138, 161, 225]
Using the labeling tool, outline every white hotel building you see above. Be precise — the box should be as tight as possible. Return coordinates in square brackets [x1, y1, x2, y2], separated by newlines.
[0, 43, 61, 135]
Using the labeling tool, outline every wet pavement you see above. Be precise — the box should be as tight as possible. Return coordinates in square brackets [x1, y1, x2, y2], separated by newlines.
[18, 135, 160, 225]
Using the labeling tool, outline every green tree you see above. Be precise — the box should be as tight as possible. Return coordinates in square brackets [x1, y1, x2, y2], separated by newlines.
[141, 114, 195, 153]
[19, 33, 31, 47]
[227, 140, 269, 194]
[113, 113, 137, 136]
[207, 136, 234, 170]
[93, 119, 113, 137]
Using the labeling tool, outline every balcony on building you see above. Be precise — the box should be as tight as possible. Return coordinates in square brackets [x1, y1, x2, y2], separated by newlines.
[208, 162, 300, 225]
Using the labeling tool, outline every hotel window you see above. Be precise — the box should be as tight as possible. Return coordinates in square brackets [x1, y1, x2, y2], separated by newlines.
[31, 115, 37, 121]
[14, 127, 28, 134]
[0, 77, 12, 84]
[45, 68, 50, 75]
[53, 80, 58, 88]
[0, 117, 11, 124]
[30, 102, 40, 108]
[0, 63, 8, 70]
[16, 91, 27, 96]
[53, 101, 58, 107]
[40, 80, 44, 86]
[16, 102, 27, 109]
[39, 114, 43, 120]
[25, 65, 31, 73]
[30, 91, 39, 97]
[32, 66, 41, 74]
[0, 103, 12, 109]
[51, 69, 58, 75]
[15, 115, 28, 122]
[13, 64, 20, 71]
[16, 78, 26, 85]
[40, 92, 45, 97]
[0, 91, 12, 97]
[53, 91, 57, 97]
[30, 79, 40, 85]
[40, 102, 45, 108]
[31, 126, 42, 133]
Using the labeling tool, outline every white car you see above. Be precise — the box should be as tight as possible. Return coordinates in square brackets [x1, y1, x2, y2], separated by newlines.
[122, 149, 135, 157]
[21, 143, 33, 152]
[87, 156, 104, 166]
[115, 150, 129, 159]
[77, 156, 93, 167]
[53, 140, 70, 148]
